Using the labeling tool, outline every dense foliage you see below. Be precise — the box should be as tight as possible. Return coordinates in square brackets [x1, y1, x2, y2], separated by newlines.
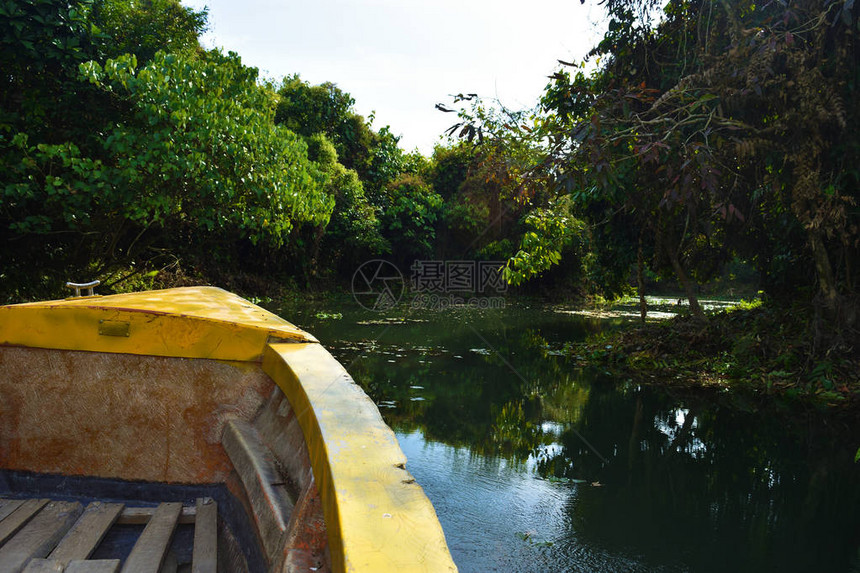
[422, 0, 860, 401]
[0, 0, 593, 302]
[442, 0, 858, 335]
[546, 0, 858, 324]
[0, 0, 338, 298]
[3, 0, 858, 362]
[0, 0, 440, 299]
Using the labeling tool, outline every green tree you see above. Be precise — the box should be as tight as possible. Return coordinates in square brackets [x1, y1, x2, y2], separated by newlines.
[505, 199, 587, 287]
[92, 0, 206, 63]
[513, 0, 859, 326]
[81, 50, 333, 245]
[0, 0, 103, 143]
[438, 96, 589, 286]
[301, 134, 387, 278]
[1, 49, 334, 297]
[378, 174, 443, 263]
[275, 76, 429, 271]
[275, 76, 374, 175]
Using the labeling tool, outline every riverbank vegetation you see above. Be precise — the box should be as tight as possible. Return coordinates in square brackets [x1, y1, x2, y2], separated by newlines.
[0, 0, 546, 300]
[443, 0, 860, 404]
[1, 0, 858, 404]
[569, 297, 859, 407]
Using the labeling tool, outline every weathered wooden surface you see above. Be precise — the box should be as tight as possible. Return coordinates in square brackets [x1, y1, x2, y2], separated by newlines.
[1, 497, 225, 572]
[192, 498, 217, 573]
[23, 558, 121, 572]
[0, 500, 82, 573]
[0, 499, 50, 546]
[116, 505, 196, 526]
[48, 502, 123, 564]
[21, 558, 64, 572]
[0, 499, 26, 524]
[66, 559, 120, 573]
[119, 502, 182, 573]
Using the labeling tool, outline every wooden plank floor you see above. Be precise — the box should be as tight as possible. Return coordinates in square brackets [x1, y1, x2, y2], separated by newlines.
[0, 498, 217, 573]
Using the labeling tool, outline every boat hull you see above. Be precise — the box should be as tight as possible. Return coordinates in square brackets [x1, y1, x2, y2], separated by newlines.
[0, 287, 457, 572]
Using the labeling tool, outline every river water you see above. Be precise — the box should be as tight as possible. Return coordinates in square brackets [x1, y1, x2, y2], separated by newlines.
[276, 297, 860, 573]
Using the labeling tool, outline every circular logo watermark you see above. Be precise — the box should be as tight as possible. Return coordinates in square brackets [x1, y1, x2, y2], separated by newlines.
[351, 260, 404, 311]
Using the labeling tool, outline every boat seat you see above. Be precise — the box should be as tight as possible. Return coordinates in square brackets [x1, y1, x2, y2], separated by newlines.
[0, 497, 217, 573]
[221, 419, 294, 564]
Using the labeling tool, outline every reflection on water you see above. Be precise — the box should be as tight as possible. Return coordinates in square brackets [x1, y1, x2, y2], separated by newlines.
[277, 298, 860, 573]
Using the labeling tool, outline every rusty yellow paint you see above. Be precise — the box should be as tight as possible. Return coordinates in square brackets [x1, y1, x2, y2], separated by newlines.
[263, 343, 458, 573]
[0, 287, 315, 362]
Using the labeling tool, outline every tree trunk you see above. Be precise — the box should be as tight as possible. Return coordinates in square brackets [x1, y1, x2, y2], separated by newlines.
[808, 229, 838, 311]
[667, 245, 705, 321]
[807, 229, 858, 348]
[637, 238, 647, 324]
[308, 223, 326, 284]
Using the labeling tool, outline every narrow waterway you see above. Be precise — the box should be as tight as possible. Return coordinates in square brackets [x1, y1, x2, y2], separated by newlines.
[276, 297, 860, 573]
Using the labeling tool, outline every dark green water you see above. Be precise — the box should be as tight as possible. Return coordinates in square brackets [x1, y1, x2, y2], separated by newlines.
[276, 297, 860, 573]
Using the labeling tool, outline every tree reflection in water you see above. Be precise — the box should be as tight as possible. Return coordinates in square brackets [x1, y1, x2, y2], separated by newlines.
[285, 301, 860, 573]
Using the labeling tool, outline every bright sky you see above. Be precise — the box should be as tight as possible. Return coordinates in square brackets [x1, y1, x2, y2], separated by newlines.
[181, 1, 607, 155]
